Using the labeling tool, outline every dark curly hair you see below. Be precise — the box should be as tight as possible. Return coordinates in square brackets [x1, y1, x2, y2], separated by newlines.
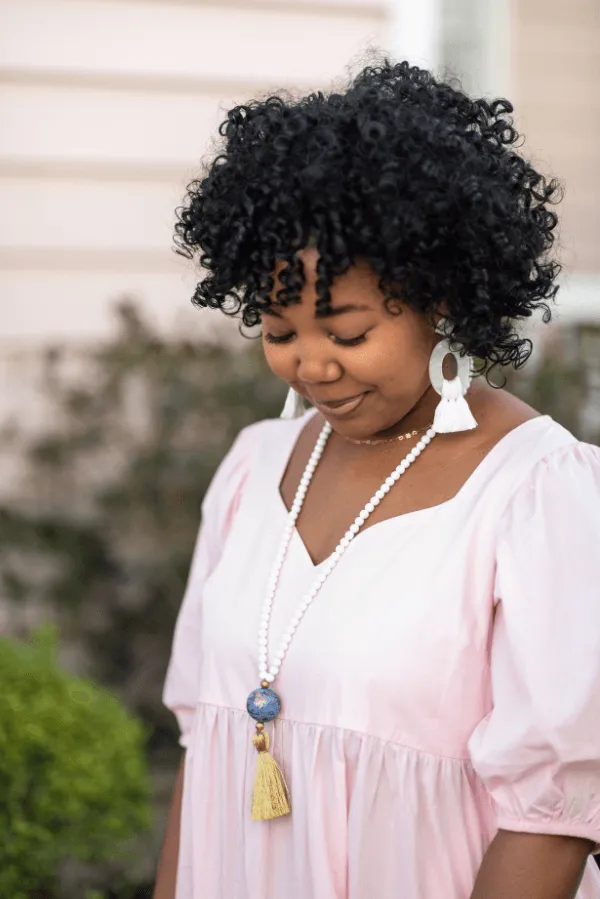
[174, 60, 562, 375]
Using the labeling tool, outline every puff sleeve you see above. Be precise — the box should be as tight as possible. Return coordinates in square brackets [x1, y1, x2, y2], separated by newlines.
[468, 442, 600, 854]
[162, 424, 257, 748]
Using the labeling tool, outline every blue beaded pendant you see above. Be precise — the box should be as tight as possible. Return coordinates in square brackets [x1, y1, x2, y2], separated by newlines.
[246, 686, 281, 723]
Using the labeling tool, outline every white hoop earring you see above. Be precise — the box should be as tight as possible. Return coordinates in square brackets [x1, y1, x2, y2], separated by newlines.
[280, 387, 306, 420]
[429, 320, 477, 433]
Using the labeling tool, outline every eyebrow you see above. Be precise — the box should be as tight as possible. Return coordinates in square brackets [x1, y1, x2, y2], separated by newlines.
[262, 303, 371, 319]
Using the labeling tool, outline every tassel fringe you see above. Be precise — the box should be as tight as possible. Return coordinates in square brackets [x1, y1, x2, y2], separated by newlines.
[251, 731, 291, 821]
[433, 376, 477, 433]
[280, 387, 305, 420]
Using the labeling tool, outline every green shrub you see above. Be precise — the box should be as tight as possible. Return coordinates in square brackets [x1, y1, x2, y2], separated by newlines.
[0, 623, 152, 899]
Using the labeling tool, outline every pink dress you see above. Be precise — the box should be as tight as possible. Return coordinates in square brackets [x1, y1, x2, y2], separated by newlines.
[163, 409, 600, 898]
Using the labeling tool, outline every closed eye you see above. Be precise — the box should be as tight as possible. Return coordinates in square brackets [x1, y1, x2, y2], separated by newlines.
[265, 333, 367, 347]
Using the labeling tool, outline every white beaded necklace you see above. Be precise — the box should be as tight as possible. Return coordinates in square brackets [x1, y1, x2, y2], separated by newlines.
[245, 418, 438, 821]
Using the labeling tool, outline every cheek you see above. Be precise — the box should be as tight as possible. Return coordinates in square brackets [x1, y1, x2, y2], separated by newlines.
[369, 332, 431, 392]
[261, 340, 291, 378]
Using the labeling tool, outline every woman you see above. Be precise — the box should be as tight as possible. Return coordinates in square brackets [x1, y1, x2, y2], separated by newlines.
[154, 61, 600, 899]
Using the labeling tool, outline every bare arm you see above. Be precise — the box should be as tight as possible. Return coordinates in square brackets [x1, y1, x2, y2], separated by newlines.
[470, 829, 595, 899]
[153, 754, 186, 899]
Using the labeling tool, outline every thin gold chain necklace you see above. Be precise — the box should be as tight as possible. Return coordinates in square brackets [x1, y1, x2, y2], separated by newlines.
[342, 422, 433, 446]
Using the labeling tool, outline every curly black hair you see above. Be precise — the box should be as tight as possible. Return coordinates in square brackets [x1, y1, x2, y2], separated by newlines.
[174, 60, 562, 375]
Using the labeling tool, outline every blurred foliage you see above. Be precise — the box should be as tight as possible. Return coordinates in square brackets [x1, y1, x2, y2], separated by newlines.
[505, 324, 600, 445]
[0, 301, 283, 758]
[0, 623, 151, 899]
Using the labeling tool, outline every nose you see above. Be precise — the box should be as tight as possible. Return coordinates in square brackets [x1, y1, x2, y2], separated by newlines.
[295, 343, 343, 386]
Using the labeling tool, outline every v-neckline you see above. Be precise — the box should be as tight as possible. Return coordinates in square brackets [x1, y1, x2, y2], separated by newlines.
[275, 408, 551, 570]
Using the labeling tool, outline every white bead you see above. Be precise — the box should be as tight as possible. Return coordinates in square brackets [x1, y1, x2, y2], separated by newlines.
[254, 413, 435, 686]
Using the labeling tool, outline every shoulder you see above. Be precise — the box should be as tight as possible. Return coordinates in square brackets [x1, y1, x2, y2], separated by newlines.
[226, 411, 314, 464]
[499, 417, 600, 530]
[202, 411, 313, 510]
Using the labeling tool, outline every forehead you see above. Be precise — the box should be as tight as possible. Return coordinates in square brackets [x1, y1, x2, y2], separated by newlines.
[268, 249, 385, 317]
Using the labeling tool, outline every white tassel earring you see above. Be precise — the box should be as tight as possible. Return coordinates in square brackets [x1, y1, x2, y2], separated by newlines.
[429, 320, 477, 433]
[280, 387, 306, 420]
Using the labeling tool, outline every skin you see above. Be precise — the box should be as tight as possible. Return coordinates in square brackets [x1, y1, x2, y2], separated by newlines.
[153, 755, 185, 899]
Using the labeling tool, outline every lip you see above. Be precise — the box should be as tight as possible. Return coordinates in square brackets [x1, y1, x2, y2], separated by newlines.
[312, 392, 367, 416]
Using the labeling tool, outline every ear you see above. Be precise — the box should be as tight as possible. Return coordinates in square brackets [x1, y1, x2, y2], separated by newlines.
[432, 302, 449, 332]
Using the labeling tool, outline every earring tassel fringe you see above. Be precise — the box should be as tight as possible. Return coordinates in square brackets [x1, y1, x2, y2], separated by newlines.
[280, 387, 305, 420]
[433, 376, 477, 433]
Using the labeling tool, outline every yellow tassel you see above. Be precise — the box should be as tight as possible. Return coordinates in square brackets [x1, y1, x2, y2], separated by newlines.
[251, 729, 291, 821]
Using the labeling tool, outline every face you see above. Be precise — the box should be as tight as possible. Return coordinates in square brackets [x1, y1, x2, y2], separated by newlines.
[261, 248, 441, 439]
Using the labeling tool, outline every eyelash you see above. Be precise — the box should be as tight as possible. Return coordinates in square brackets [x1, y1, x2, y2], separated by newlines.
[265, 333, 367, 347]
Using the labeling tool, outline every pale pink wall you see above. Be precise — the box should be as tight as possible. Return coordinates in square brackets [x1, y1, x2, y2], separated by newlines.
[513, 0, 600, 275]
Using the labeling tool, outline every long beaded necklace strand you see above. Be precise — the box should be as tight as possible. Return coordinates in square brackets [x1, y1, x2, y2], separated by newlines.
[245, 419, 438, 820]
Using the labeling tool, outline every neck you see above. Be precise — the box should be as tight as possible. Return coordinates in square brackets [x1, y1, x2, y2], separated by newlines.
[368, 385, 441, 442]
[327, 379, 489, 450]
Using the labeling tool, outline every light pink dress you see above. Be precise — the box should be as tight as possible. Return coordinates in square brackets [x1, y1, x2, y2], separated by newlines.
[163, 408, 600, 898]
